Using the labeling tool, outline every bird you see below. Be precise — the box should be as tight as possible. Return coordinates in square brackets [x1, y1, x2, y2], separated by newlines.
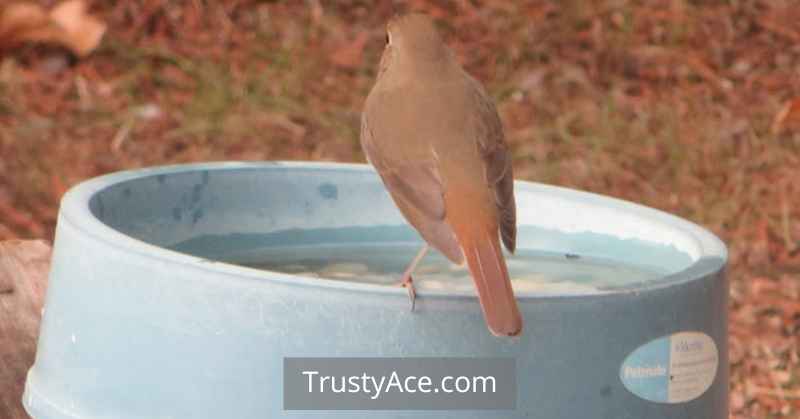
[360, 13, 522, 337]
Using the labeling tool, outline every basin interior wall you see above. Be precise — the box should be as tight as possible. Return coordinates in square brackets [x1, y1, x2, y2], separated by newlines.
[87, 163, 715, 292]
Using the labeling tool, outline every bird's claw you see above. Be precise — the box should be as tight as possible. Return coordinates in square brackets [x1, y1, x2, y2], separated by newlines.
[401, 274, 416, 312]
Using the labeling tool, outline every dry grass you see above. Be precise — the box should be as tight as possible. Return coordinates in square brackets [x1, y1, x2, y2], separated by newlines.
[1, 1, 799, 417]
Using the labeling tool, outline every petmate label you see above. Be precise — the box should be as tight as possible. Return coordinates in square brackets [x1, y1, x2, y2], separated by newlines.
[620, 331, 718, 403]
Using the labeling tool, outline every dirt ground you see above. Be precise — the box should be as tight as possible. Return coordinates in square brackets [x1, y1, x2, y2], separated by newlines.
[1, 1, 799, 418]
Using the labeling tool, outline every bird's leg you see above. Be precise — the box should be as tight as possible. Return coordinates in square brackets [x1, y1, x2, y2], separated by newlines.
[399, 244, 429, 312]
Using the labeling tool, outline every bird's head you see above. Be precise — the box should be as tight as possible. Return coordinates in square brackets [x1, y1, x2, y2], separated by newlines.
[378, 13, 453, 80]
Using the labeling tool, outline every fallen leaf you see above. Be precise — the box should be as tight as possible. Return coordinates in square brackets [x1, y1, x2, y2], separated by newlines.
[260, 113, 307, 138]
[0, 3, 50, 48]
[771, 98, 800, 135]
[750, 276, 779, 295]
[0, 200, 45, 237]
[0, 0, 106, 57]
[48, 0, 106, 57]
[329, 31, 368, 70]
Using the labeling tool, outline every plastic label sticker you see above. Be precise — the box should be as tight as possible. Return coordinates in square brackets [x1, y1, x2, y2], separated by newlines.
[620, 331, 718, 403]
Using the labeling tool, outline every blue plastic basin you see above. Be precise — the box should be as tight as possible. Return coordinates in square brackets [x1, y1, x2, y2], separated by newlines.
[24, 162, 728, 418]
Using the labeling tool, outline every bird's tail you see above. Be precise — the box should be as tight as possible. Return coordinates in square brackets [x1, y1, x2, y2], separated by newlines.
[458, 226, 522, 337]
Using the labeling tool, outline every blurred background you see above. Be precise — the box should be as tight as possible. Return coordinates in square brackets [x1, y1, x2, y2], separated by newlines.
[0, 1, 798, 417]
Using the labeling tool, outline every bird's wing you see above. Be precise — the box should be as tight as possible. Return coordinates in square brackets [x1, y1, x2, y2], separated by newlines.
[360, 110, 463, 263]
[466, 75, 517, 253]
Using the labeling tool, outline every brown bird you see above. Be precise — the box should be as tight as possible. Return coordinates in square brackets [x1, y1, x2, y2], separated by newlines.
[360, 14, 522, 336]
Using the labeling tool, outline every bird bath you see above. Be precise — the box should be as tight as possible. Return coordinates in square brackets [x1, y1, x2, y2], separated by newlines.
[24, 161, 728, 418]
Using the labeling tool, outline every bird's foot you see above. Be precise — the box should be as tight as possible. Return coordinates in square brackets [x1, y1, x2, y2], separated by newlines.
[400, 273, 416, 312]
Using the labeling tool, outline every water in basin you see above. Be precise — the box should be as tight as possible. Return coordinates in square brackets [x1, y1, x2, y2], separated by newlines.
[170, 228, 672, 294]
